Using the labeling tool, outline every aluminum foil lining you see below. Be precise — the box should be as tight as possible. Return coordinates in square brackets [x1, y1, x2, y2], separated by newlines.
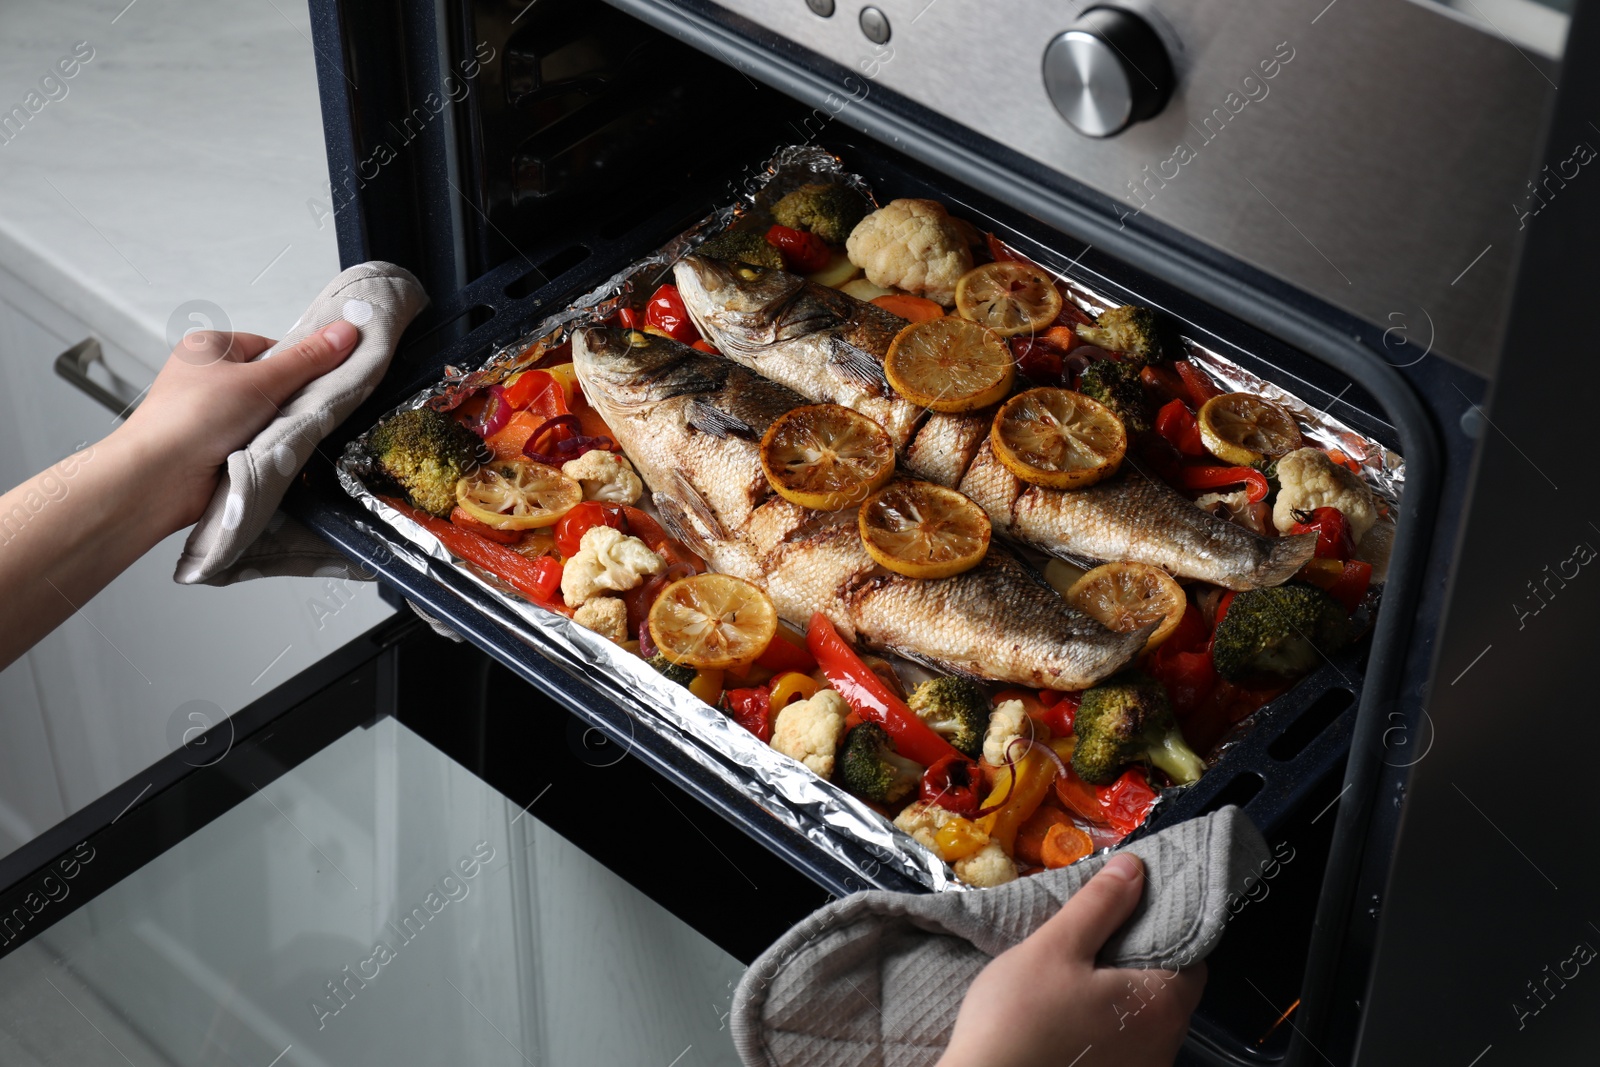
[338, 144, 1403, 894]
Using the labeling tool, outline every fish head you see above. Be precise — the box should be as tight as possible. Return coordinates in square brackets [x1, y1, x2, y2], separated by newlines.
[571, 326, 726, 415]
[674, 255, 821, 347]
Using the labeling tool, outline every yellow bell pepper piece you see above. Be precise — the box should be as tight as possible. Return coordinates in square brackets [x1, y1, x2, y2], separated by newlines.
[934, 817, 991, 862]
[769, 671, 821, 711]
[688, 669, 724, 706]
[975, 748, 1057, 854]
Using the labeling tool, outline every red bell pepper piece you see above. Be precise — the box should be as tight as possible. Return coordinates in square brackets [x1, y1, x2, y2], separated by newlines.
[1139, 364, 1188, 408]
[1174, 359, 1222, 409]
[1039, 690, 1080, 737]
[1304, 558, 1373, 613]
[1054, 770, 1107, 827]
[1288, 506, 1355, 560]
[723, 687, 773, 743]
[920, 754, 982, 817]
[1099, 769, 1159, 835]
[449, 505, 522, 545]
[765, 225, 832, 273]
[755, 627, 817, 673]
[1147, 645, 1217, 719]
[1155, 399, 1207, 456]
[501, 369, 560, 413]
[1216, 590, 1237, 626]
[1176, 465, 1271, 503]
[806, 613, 960, 767]
[389, 499, 568, 613]
[616, 307, 642, 330]
[644, 284, 701, 344]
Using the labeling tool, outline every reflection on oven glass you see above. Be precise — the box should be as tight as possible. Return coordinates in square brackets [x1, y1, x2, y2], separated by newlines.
[0, 720, 743, 1066]
[1427, 0, 1570, 57]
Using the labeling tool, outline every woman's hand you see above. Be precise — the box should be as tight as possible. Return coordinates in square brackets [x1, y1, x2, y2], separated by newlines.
[938, 854, 1207, 1067]
[0, 322, 359, 669]
[119, 322, 360, 531]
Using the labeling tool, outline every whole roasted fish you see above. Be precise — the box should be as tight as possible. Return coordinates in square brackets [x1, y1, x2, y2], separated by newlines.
[674, 255, 1315, 590]
[573, 326, 1147, 690]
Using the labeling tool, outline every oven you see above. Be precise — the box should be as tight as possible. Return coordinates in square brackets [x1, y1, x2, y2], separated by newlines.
[10, 0, 1591, 1063]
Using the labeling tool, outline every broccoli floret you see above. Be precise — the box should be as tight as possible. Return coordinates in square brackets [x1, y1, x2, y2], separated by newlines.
[697, 229, 785, 270]
[1075, 305, 1162, 365]
[1072, 671, 1204, 786]
[770, 183, 870, 244]
[835, 723, 923, 803]
[647, 652, 697, 687]
[1077, 359, 1151, 434]
[908, 677, 989, 759]
[368, 407, 484, 517]
[1211, 583, 1351, 681]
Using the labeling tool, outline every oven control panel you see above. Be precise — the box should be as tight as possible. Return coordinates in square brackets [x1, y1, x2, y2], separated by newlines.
[657, 0, 1558, 376]
[1042, 8, 1173, 138]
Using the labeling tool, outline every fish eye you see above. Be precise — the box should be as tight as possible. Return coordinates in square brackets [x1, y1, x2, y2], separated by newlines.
[736, 266, 761, 281]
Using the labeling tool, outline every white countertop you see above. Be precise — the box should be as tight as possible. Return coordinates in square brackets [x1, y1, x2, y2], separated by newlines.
[0, 0, 342, 373]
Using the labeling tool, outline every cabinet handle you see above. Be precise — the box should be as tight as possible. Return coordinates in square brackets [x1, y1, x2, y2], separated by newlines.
[54, 338, 145, 416]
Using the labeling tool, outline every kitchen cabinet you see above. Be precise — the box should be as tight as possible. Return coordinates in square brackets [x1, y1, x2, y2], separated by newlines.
[0, 266, 392, 850]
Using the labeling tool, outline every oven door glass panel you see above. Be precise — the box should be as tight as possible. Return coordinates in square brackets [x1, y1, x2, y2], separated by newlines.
[0, 719, 742, 1066]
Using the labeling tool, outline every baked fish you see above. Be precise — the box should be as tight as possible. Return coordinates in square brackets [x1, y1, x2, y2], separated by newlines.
[573, 326, 1147, 690]
[674, 255, 1315, 590]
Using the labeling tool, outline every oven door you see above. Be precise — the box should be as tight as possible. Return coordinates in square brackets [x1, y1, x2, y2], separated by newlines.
[0, 612, 826, 1066]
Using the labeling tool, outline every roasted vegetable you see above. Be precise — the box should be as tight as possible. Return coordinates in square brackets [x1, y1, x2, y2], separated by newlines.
[835, 722, 923, 803]
[696, 229, 785, 270]
[368, 407, 484, 517]
[647, 652, 697, 687]
[1077, 359, 1151, 434]
[1074, 304, 1162, 365]
[907, 677, 990, 759]
[770, 182, 870, 244]
[1072, 671, 1204, 786]
[1210, 582, 1352, 681]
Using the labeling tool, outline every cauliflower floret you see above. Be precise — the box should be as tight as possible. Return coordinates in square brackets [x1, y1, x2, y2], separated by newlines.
[559, 525, 664, 606]
[561, 450, 643, 505]
[846, 198, 974, 306]
[1272, 447, 1378, 543]
[771, 689, 850, 777]
[893, 801, 964, 852]
[954, 841, 1019, 887]
[572, 596, 628, 643]
[982, 699, 1030, 768]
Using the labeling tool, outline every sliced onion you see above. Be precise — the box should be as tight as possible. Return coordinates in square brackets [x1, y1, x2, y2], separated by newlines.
[473, 385, 513, 438]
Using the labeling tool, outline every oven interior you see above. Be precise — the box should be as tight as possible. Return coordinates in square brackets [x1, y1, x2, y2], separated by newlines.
[295, 1, 1459, 1062]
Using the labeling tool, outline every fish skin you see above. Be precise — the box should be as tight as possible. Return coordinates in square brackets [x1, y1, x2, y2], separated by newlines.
[574, 326, 1147, 689]
[674, 255, 924, 449]
[675, 256, 1313, 590]
[960, 441, 1317, 591]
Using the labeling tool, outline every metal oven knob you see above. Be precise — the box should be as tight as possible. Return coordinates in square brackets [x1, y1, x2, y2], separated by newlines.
[1042, 7, 1173, 138]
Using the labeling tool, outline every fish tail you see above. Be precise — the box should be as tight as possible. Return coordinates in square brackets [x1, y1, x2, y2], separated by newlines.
[1252, 531, 1319, 588]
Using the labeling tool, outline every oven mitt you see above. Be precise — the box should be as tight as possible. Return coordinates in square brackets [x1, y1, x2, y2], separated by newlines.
[731, 804, 1267, 1067]
[174, 261, 429, 586]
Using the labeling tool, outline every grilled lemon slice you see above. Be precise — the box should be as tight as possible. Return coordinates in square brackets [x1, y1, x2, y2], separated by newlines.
[1197, 392, 1303, 466]
[991, 388, 1126, 489]
[1065, 561, 1187, 652]
[759, 404, 896, 511]
[954, 262, 1064, 337]
[648, 573, 779, 671]
[883, 317, 1015, 413]
[455, 457, 582, 530]
[859, 480, 992, 579]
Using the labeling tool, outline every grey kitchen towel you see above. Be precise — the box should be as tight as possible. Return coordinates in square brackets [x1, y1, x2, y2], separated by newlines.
[731, 805, 1268, 1067]
[175, 262, 429, 586]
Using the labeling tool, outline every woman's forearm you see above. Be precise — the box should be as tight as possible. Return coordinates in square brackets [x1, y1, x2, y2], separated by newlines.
[0, 426, 189, 670]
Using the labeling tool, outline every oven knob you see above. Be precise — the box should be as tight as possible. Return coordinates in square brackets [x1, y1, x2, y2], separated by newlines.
[1042, 8, 1173, 138]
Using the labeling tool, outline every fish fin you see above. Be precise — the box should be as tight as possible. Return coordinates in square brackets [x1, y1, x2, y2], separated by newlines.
[664, 469, 727, 545]
[1253, 531, 1319, 588]
[653, 494, 716, 560]
[686, 399, 759, 441]
[828, 337, 890, 391]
